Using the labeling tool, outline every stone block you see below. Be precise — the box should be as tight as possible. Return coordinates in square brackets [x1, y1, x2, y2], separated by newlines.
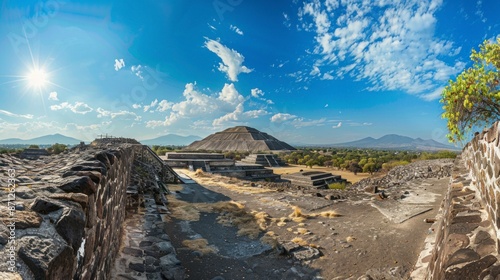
[2, 209, 42, 229]
[447, 248, 480, 267]
[50, 193, 89, 210]
[62, 170, 102, 185]
[57, 176, 96, 195]
[17, 235, 75, 280]
[445, 255, 497, 279]
[30, 197, 63, 214]
[56, 207, 86, 251]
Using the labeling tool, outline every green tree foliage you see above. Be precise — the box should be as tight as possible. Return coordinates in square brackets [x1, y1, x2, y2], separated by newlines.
[28, 145, 40, 149]
[48, 143, 67, 154]
[441, 38, 500, 142]
[348, 162, 362, 175]
[362, 162, 376, 175]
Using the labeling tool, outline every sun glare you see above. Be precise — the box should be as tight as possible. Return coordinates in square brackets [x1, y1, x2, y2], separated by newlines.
[27, 68, 49, 89]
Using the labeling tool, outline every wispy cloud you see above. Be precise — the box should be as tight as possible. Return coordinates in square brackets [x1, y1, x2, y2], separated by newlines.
[0, 109, 33, 119]
[96, 108, 141, 121]
[131, 65, 144, 80]
[114, 58, 125, 71]
[50, 102, 93, 114]
[270, 113, 298, 123]
[332, 122, 342, 129]
[208, 23, 217, 30]
[48, 91, 59, 101]
[204, 38, 253, 82]
[298, 0, 464, 100]
[230, 25, 244, 35]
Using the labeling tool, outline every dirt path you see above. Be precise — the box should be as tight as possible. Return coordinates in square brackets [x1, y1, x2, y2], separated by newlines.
[165, 168, 450, 279]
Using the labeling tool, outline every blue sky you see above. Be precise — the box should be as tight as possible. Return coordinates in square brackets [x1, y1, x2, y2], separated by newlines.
[0, 0, 498, 145]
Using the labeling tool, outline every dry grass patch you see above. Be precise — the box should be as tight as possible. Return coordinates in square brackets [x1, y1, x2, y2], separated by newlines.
[167, 185, 184, 192]
[182, 239, 217, 255]
[288, 206, 342, 222]
[291, 237, 309, 246]
[260, 231, 279, 248]
[180, 169, 273, 194]
[296, 228, 311, 235]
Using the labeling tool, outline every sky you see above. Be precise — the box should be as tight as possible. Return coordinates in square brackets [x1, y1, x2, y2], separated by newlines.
[0, 0, 499, 145]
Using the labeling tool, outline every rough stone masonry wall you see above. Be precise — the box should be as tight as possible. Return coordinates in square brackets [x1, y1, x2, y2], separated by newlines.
[462, 121, 500, 239]
[0, 144, 140, 279]
[413, 121, 500, 279]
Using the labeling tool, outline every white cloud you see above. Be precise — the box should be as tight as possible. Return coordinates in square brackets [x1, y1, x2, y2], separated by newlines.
[321, 73, 334, 80]
[146, 83, 268, 128]
[230, 25, 244, 35]
[298, 0, 463, 100]
[218, 83, 244, 105]
[157, 100, 173, 112]
[96, 107, 141, 121]
[420, 87, 444, 101]
[132, 104, 142, 109]
[212, 103, 244, 126]
[292, 117, 326, 128]
[50, 102, 93, 114]
[144, 99, 159, 112]
[270, 113, 298, 123]
[0, 109, 33, 119]
[251, 88, 264, 98]
[208, 23, 217, 30]
[204, 38, 253, 82]
[332, 121, 342, 128]
[48, 91, 59, 101]
[114, 58, 125, 71]
[324, 104, 329, 107]
[131, 65, 144, 80]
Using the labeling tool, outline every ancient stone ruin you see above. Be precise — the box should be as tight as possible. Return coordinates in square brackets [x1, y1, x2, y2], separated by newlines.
[184, 126, 296, 152]
[2, 121, 500, 279]
[240, 154, 287, 167]
[161, 152, 279, 181]
[282, 171, 347, 189]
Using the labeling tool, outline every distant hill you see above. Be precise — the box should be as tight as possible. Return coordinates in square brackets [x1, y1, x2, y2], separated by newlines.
[0, 134, 83, 145]
[140, 134, 202, 146]
[330, 134, 459, 151]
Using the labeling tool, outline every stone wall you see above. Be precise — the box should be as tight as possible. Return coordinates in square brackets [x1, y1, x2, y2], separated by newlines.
[462, 121, 500, 237]
[413, 121, 500, 279]
[0, 144, 180, 279]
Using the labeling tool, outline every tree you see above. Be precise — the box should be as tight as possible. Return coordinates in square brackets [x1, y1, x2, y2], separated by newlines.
[348, 162, 362, 175]
[362, 162, 376, 175]
[28, 145, 40, 149]
[441, 38, 500, 143]
[48, 143, 67, 154]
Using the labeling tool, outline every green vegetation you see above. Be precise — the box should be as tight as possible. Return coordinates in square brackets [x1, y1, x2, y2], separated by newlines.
[328, 182, 347, 190]
[151, 145, 183, 156]
[279, 148, 458, 174]
[47, 143, 67, 154]
[0, 148, 21, 154]
[28, 145, 40, 149]
[441, 38, 500, 143]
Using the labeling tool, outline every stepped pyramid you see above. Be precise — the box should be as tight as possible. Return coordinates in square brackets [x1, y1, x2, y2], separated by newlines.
[184, 126, 296, 152]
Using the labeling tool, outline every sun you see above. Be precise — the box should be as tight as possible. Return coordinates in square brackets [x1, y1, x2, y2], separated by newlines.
[27, 68, 49, 89]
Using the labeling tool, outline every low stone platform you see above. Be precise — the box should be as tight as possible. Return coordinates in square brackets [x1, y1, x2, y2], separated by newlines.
[282, 171, 347, 189]
[240, 154, 286, 167]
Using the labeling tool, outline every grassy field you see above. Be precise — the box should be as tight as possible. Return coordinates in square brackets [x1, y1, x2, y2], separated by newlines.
[269, 164, 372, 184]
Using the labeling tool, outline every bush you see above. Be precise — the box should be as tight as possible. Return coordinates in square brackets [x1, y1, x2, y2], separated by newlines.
[328, 182, 347, 190]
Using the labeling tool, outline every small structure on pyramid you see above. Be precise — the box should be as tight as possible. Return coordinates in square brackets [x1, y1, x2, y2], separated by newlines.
[184, 126, 296, 152]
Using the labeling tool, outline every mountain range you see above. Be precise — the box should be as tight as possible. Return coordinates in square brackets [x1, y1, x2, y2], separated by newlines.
[329, 134, 459, 151]
[0, 134, 83, 145]
[139, 134, 202, 146]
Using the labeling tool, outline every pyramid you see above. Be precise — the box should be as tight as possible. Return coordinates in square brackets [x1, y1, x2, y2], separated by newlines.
[184, 126, 296, 152]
